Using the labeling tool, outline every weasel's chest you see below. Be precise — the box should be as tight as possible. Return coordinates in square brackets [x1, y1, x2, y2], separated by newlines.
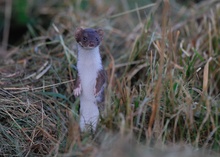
[77, 53, 102, 86]
[78, 61, 98, 81]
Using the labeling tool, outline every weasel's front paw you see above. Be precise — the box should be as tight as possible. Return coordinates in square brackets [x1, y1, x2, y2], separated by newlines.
[93, 87, 97, 97]
[93, 87, 100, 97]
[74, 84, 82, 97]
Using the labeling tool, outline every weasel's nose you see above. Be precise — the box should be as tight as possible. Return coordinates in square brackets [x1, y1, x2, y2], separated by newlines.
[89, 41, 95, 47]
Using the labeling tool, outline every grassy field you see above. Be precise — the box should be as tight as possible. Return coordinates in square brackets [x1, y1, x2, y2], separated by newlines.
[1, 0, 220, 156]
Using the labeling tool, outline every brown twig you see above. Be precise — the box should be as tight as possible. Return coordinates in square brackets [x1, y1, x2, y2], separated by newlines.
[147, 0, 169, 140]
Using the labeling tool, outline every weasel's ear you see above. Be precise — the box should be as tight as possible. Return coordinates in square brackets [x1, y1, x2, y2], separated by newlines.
[74, 27, 83, 42]
[96, 28, 104, 40]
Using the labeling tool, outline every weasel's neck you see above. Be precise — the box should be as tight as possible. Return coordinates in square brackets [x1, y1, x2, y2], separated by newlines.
[77, 45, 100, 54]
[77, 45, 102, 67]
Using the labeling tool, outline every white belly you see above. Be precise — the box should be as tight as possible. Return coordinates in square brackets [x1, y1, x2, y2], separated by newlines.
[77, 47, 102, 100]
[79, 64, 97, 100]
[76, 46, 102, 131]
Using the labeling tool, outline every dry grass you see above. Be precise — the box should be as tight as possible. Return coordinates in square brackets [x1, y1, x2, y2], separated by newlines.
[1, 0, 220, 156]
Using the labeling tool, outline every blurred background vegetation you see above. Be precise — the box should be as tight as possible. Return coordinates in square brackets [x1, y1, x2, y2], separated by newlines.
[0, 0, 204, 47]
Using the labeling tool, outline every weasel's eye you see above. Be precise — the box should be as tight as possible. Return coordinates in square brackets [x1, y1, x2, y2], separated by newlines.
[83, 37, 87, 41]
[96, 38, 99, 42]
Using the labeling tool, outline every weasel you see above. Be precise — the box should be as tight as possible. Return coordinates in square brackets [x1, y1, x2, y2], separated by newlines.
[74, 27, 107, 132]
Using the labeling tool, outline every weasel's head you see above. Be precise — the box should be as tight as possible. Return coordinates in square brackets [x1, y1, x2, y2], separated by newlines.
[74, 27, 104, 50]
